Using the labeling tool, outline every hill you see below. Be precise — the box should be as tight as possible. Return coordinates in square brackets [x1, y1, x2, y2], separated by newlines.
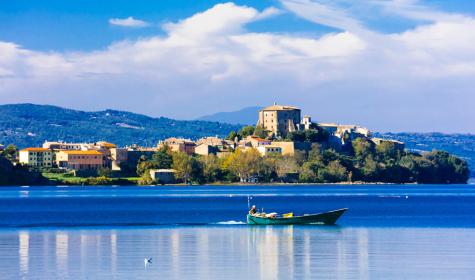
[197, 106, 261, 125]
[0, 104, 243, 148]
[375, 132, 475, 177]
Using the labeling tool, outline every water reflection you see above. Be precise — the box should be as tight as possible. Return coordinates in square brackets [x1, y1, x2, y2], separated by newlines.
[2, 226, 475, 279]
[19, 231, 29, 276]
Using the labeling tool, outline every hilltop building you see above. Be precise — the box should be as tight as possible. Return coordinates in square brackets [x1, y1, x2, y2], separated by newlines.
[18, 148, 54, 168]
[318, 123, 372, 149]
[255, 103, 404, 152]
[257, 104, 301, 137]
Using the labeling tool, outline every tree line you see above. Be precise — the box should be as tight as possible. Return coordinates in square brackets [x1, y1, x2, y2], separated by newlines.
[136, 137, 469, 185]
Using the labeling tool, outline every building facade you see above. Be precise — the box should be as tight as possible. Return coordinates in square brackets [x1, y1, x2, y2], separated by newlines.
[56, 150, 104, 172]
[159, 138, 196, 155]
[257, 104, 301, 137]
[149, 169, 176, 184]
[18, 148, 54, 168]
[42, 141, 83, 150]
[256, 146, 282, 156]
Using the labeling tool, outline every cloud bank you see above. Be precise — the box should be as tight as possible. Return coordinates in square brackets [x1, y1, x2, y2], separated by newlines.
[0, 1, 474, 132]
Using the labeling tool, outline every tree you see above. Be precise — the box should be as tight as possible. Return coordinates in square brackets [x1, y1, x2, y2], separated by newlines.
[304, 129, 328, 142]
[260, 156, 278, 182]
[172, 152, 195, 184]
[138, 172, 154, 185]
[286, 131, 306, 142]
[227, 131, 238, 141]
[318, 161, 348, 182]
[136, 158, 157, 176]
[97, 167, 112, 178]
[199, 154, 224, 182]
[419, 150, 469, 184]
[275, 155, 299, 178]
[376, 141, 399, 161]
[360, 156, 380, 181]
[2, 144, 18, 162]
[352, 138, 373, 160]
[286, 129, 327, 143]
[152, 145, 173, 169]
[253, 125, 269, 139]
[299, 162, 318, 183]
[238, 126, 255, 138]
[224, 148, 262, 182]
[308, 143, 324, 163]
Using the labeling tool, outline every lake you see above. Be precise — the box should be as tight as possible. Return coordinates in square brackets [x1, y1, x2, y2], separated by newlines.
[1, 185, 475, 279]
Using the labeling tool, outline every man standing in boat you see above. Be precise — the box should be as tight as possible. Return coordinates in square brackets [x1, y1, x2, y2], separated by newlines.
[249, 205, 257, 215]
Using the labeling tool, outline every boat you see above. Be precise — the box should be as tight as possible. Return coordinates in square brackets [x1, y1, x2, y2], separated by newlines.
[246, 208, 348, 225]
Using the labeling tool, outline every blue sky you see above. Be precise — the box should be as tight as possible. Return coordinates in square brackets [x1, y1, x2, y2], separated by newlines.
[1, 0, 475, 132]
[0, 0, 337, 51]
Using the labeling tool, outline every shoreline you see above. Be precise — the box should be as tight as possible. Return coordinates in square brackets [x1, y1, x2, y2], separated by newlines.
[2, 181, 473, 188]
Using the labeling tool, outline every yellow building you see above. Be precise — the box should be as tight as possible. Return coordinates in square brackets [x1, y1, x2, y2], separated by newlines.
[257, 146, 282, 156]
[257, 104, 301, 137]
[18, 148, 54, 168]
[56, 150, 104, 171]
[270, 141, 296, 156]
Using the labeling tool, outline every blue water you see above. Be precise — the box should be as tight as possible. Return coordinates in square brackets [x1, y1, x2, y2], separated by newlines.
[1, 184, 475, 279]
[1, 185, 475, 227]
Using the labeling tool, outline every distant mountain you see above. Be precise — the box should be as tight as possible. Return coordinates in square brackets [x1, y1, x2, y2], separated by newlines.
[197, 106, 261, 125]
[0, 104, 244, 148]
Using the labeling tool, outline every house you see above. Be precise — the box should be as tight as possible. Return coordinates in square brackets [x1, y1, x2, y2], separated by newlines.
[257, 103, 301, 137]
[195, 137, 234, 156]
[257, 146, 282, 156]
[159, 138, 196, 155]
[56, 150, 104, 172]
[239, 136, 271, 148]
[94, 141, 117, 149]
[249, 136, 272, 147]
[110, 148, 128, 171]
[149, 169, 176, 184]
[195, 144, 219, 156]
[270, 141, 295, 155]
[18, 148, 54, 168]
[318, 123, 372, 149]
[43, 141, 84, 151]
[196, 137, 227, 147]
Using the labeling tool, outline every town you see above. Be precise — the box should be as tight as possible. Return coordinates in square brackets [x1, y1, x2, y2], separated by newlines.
[1, 104, 468, 185]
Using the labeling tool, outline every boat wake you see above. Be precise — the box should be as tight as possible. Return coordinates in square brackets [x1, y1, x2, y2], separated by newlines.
[214, 221, 246, 225]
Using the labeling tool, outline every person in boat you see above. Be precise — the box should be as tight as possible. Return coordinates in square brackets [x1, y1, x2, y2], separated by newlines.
[249, 205, 257, 215]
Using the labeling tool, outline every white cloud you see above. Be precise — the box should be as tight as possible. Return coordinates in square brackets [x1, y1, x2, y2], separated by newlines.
[0, 1, 475, 132]
[109, 16, 149, 27]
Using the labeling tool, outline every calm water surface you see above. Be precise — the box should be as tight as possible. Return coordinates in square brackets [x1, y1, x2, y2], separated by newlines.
[1, 184, 475, 279]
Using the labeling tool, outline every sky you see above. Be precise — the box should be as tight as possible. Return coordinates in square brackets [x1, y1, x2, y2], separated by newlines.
[1, 0, 475, 133]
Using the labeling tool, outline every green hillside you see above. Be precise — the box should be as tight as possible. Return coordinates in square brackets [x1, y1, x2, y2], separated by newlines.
[0, 104, 243, 148]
